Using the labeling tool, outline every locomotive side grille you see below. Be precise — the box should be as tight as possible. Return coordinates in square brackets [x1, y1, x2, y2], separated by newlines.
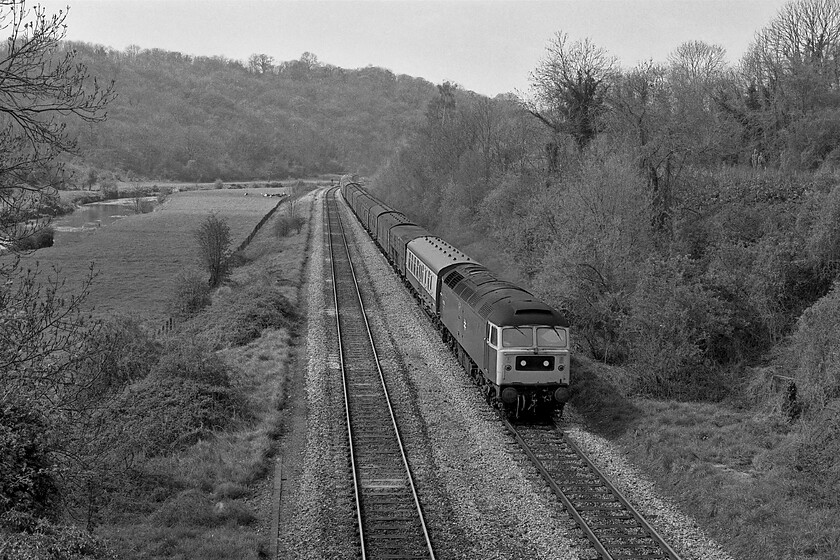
[515, 355, 555, 371]
[455, 284, 476, 300]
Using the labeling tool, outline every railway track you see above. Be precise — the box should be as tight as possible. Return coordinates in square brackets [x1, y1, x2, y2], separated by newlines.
[503, 417, 683, 560]
[325, 188, 436, 560]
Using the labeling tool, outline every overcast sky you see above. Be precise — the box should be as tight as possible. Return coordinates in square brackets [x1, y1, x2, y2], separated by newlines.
[34, 0, 791, 96]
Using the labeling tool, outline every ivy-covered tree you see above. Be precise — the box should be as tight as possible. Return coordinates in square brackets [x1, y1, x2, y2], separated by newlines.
[0, 0, 114, 247]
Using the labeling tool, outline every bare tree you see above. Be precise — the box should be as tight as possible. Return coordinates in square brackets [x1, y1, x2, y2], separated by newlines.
[247, 52, 274, 75]
[526, 32, 617, 154]
[194, 212, 231, 287]
[743, 0, 840, 116]
[0, 0, 115, 247]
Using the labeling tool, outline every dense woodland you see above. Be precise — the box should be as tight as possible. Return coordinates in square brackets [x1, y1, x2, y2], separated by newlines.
[57, 44, 436, 182]
[3, 0, 840, 558]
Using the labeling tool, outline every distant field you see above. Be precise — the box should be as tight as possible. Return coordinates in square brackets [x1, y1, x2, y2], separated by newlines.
[21, 188, 284, 321]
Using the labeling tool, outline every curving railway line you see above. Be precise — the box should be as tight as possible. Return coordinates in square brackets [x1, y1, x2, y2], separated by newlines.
[503, 416, 684, 560]
[325, 188, 436, 560]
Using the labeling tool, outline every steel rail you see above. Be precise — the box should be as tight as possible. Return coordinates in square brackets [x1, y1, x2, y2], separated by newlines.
[326, 188, 436, 560]
[326, 191, 367, 559]
[562, 434, 683, 560]
[501, 416, 684, 560]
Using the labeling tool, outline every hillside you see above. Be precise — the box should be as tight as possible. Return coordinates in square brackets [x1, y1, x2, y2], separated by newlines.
[59, 43, 437, 183]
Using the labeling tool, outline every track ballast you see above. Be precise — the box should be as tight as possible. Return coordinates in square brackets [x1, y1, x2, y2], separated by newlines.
[325, 188, 436, 560]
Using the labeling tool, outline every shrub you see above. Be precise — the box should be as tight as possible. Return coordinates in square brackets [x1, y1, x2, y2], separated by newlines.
[109, 369, 239, 458]
[0, 402, 59, 523]
[214, 178, 224, 190]
[195, 212, 232, 288]
[82, 315, 161, 390]
[99, 179, 118, 200]
[768, 400, 840, 510]
[273, 214, 305, 238]
[154, 340, 232, 388]
[789, 281, 840, 413]
[14, 226, 54, 251]
[806, 183, 840, 278]
[227, 287, 297, 346]
[625, 256, 733, 400]
[0, 518, 117, 559]
[170, 272, 211, 318]
[180, 285, 298, 349]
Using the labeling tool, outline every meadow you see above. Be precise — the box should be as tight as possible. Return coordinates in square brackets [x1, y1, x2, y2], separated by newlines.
[23, 188, 284, 321]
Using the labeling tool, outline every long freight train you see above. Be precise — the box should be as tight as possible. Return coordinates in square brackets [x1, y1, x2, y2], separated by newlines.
[339, 181, 571, 416]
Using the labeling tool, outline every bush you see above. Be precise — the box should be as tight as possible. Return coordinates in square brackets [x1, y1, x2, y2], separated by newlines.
[170, 272, 211, 318]
[214, 179, 224, 190]
[225, 287, 297, 346]
[0, 402, 59, 523]
[82, 315, 161, 390]
[806, 184, 840, 278]
[14, 226, 54, 251]
[789, 281, 840, 413]
[180, 285, 298, 349]
[154, 340, 232, 388]
[109, 358, 240, 458]
[625, 256, 733, 400]
[99, 179, 118, 200]
[273, 214, 305, 238]
[195, 212, 232, 288]
[0, 518, 117, 560]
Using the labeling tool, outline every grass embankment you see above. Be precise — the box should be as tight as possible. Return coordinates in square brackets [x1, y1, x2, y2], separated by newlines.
[26, 188, 282, 320]
[571, 357, 839, 560]
[97, 193, 313, 558]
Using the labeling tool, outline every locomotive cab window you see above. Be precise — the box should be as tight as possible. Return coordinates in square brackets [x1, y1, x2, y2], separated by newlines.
[537, 327, 567, 348]
[502, 327, 533, 348]
[489, 325, 498, 346]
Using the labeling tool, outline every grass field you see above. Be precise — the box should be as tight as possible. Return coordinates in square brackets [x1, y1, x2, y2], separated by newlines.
[20, 188, 285, 321]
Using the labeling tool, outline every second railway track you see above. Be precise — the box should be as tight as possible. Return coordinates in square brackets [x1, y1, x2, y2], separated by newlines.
[326, 188, 436, 560]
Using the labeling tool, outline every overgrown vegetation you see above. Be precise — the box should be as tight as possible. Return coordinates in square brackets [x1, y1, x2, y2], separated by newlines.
[368, 1, 840, 557]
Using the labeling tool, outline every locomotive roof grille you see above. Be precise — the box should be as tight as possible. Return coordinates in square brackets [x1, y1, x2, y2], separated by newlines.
[444, 271, 463, 288]
[515, 309, 553, 315]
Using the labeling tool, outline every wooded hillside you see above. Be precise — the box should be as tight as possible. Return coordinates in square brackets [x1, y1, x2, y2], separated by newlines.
[59, 43, 436, 182]
[372, 0, 840, 409]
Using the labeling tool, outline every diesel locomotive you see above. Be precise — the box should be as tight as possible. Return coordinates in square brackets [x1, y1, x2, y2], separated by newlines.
[340, 181, 571, 416]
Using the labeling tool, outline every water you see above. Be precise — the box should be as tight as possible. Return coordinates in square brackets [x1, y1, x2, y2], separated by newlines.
[51, 198, 157, 244]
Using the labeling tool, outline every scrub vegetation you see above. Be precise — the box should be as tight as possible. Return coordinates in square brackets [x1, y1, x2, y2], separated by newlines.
[370, 1, 840, 558]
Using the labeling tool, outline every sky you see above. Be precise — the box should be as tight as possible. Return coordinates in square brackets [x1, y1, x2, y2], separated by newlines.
[32, 0, 792, 97]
